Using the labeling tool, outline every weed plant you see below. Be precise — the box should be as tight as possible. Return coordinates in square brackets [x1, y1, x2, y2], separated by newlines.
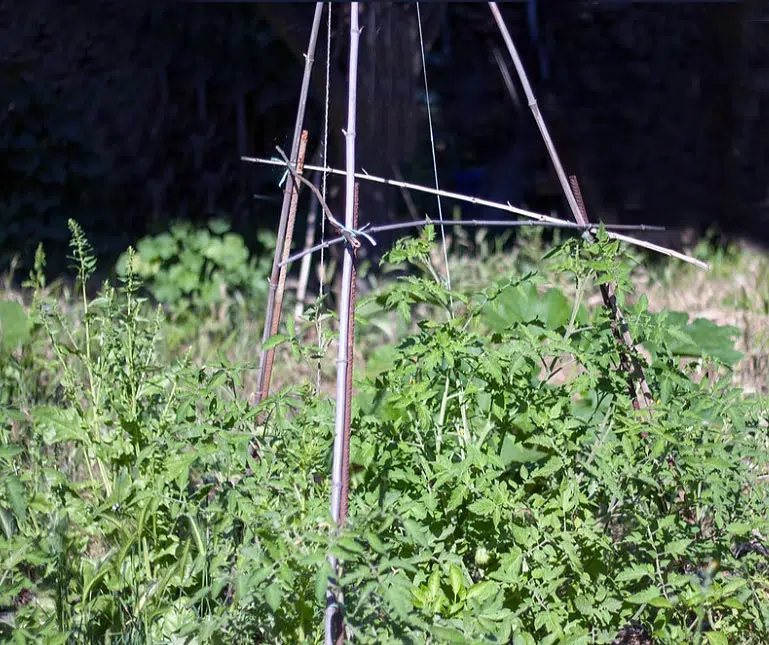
[0, 222, 767, 644]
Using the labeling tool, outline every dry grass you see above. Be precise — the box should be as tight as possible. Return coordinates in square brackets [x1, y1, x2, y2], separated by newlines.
[636, 240, 769, 395]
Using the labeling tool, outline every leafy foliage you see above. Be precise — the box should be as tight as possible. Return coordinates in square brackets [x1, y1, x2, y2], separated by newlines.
[118, 220, 274, 321]
[0, 225, 767, 644]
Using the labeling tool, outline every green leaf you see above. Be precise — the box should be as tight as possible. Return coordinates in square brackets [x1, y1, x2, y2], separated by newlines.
[648, 595, 674, 608]
[448, 564, 464, 599]
[726, 521, 752, 536]
[468, 498, 495, 517]
[427, 570, 441, 603]
[531, 456, 563, 479]
[466, 580, 498, 603]
[500, 435, 548, 466]
[0, 300, 30, 351]
[403, 519, 430, 547]
[705, 632, 728, 645]
[616, 565, 653, 583]
[385, 581, 413, 618]
[721, 597, 745, 610]
[627, 586, 663, 605]
[664, 538, 692, 557]
[314, 561, 333, 605]
[0, 445, 24, 460]
[513, 632, 536, 645]
[164, 451, 198, 489]
[541, 288, 571, 329]
[208, 219, 231, 235]
[265, 582, 282, 612]
[263, 334, 289, 350]
[5, 476, 26, 523]
[430, 625, 466, 642]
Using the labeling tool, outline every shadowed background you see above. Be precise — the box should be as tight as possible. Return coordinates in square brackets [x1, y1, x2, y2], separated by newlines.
[1, 0, 767, 274]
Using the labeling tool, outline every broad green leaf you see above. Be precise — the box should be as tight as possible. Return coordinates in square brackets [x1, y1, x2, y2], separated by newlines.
[427, 570, 441, 603]
[448, 564, 464, 599]
[0, 301, 30, 351]
[532, 456, 563, 479]
[265, 582, 282, 612]
[262, 334, 289, 350]
[0, 445, 24, 460]
[513, 632, 536, 645]
[616, 565, 653, 583]
[430, 625, 466, 642]
[314, 561, 333, 605]
[164, 451, 198, 489]
[5, 476, 26, 523]
[664, 538, 692, 557]
[541, 288, 571, 329]
[705, 632, 728, 645]
[468, 498, 495, 517]
[500, 435, 547, 466]
[466, 580, 498, 603]
[385, 582, 413, 618]
[721, 597, 745, 610]
[627, 586, 663, 604]
[649, 595, 674, 608]
[726, 521, 752, 536]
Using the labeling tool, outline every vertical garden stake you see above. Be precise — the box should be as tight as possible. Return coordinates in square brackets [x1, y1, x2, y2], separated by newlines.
[295, 159, 323, 319]
[489, 2, 654, 411]
[255, 2, 324, 406]
[339, 182, 359, 526]
[326, 6, 360, 643]
[570, 176, 654, 412]
[258, 130, 308, 406]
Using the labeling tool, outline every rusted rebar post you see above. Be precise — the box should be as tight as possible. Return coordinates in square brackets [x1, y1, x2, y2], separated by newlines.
[258, 130, 309, 404]
[489, 2, 654, 411]
[339, 182, 359, 527]
[570, 177, 653, 411]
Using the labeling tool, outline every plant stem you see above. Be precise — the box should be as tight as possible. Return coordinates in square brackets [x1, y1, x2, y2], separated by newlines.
[437, 373, 450, 455]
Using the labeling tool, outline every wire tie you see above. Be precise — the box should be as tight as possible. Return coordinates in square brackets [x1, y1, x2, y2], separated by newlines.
[270, 156, 297, 188]
[339, 221, 377, 248]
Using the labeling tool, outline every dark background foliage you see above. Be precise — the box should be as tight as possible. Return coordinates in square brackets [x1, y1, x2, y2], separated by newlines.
[1, 1, 768, 274]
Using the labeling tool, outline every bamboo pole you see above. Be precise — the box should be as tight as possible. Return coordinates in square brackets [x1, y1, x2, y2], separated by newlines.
[489, 2, 654, 411]
[325, 4, 360, 643]
[278, 218, 665, 268]
[295, 167, 322, 319]
[255, 3, 324, 406]
[244, 156, 709, 270]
